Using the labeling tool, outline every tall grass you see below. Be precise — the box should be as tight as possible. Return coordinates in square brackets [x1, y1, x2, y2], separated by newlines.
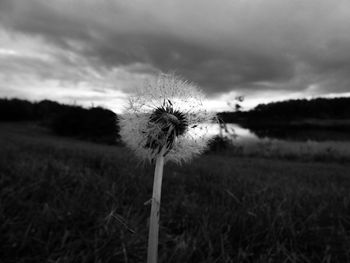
[1, 123, 350, 262]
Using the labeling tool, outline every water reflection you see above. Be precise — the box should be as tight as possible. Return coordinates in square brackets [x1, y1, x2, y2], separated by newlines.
[189, 123, 258, 142]
[199, 123, 350, 159]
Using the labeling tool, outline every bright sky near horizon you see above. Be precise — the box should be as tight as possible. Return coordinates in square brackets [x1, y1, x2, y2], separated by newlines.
[1, 0, 350, 113]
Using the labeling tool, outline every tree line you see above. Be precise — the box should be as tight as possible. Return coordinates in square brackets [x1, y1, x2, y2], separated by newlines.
[218, 97, 350, 123]
[0, 98, 119, 144]
[2, 97, 350, 143]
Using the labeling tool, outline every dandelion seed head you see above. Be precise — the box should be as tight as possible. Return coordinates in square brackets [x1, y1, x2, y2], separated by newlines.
[119, 73, 214, 163]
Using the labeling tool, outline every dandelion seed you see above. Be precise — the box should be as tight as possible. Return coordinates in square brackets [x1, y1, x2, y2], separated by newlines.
[120, 73, 214, 164]
[119, 73, 214, 263]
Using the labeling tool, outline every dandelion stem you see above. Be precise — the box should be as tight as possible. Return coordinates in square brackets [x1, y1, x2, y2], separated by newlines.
[147, 148, 165, 263]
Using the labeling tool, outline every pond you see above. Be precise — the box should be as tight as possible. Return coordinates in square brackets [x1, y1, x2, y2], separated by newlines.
[192, 123, 350, 159]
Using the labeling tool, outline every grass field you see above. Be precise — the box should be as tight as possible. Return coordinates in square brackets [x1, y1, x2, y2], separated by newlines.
[1, 122, 350, 263]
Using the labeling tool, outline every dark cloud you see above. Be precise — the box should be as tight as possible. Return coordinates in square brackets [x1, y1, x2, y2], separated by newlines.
[80, 33, 295, 93]
[1, 0, 350, 98]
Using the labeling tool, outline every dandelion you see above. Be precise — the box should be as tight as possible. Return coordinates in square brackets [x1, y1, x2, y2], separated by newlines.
[119, 73, 214, 263]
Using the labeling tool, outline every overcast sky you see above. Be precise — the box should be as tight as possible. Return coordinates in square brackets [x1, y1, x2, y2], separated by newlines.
[1, 0, 350, 112]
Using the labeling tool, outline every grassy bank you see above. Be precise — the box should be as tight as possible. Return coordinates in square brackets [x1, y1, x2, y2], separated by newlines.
[1, 123, 350, 262]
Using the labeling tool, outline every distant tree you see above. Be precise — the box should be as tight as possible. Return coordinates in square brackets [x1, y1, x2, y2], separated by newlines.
[0, 98, 35, 121]
[249, 97, 350, 120]
[0, 98, 121, 144]
[227, 96, 245, 112]
[217, 97, 350, 124]
[51, 105, 119, 144]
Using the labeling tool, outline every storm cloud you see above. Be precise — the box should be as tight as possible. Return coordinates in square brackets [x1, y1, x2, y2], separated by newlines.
[1, 0, 350, 110]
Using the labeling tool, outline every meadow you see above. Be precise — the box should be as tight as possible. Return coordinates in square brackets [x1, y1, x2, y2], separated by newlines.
[1, 122, 350, 263]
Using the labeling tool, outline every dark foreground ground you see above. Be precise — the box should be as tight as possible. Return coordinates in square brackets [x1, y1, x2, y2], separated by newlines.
[1, 123, 350, 263]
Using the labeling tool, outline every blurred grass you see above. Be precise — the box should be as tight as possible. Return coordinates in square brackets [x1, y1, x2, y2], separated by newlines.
[1, 122, 350, 263]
